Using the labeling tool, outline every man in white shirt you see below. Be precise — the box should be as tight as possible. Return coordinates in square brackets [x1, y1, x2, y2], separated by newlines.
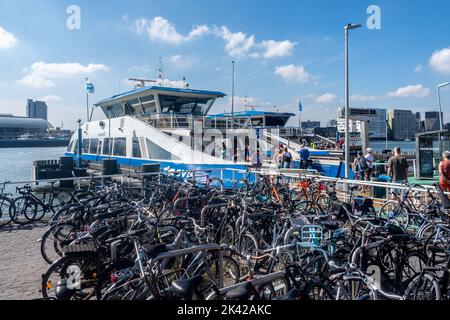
[364, 148, 374, 180]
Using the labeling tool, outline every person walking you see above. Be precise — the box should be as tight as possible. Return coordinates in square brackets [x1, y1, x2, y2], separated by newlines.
[439, 151, 450, 192]
[364, 148, 375, 180]
[299, 144, 310, 169]
[274, 149, 284, 169]
[282, 147, 293, 169]
[387, 147, 409, 194]
[353, 151, 369, 180]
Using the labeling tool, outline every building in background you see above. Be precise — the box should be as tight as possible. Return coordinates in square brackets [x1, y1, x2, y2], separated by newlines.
[326, 119, 338, 127]
[26, 99, 48, 120]
[314, 127, 337, 138]
[387, 109, 420, 140]
[425, 111, 442, 132]
[0, 114, 49, 139]
[301, 120, 320, 130]
[337, 107, 387, 139]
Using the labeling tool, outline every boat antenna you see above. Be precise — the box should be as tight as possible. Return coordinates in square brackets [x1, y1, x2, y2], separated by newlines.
[158, 56, 164, 86]
[244, 90, 248, 110]
[231, 60, 235, 128]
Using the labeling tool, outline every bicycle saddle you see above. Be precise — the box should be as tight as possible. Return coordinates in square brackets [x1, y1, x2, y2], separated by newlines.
[272, 288, 301, 301]
[225, 282, 253, 300]
[171, 275, 203, 299]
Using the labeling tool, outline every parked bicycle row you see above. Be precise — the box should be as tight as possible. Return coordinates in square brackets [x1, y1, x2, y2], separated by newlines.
[6, 171, 450, 300]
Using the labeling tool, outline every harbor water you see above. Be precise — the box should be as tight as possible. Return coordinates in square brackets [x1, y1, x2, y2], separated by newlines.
[0, 147, 66, 193]
[369, 141, 416, 153]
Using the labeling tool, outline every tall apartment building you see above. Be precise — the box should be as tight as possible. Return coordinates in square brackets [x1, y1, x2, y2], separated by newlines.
[26, 99, 48, 120]
[425, 111, 443, 132]
[387, 109, 420, 140]
[337, 107, 387, 139]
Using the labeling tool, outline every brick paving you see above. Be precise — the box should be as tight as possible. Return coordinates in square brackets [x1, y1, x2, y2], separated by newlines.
[0, 222, 49, 300]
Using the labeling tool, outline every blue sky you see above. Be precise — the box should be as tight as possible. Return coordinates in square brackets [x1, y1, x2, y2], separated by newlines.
[0, 0, 450, 129]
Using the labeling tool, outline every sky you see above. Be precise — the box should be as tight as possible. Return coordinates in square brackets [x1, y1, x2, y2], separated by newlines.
[0, 0, 450, 129]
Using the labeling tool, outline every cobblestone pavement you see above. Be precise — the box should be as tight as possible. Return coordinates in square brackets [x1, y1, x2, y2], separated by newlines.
[0, 222, 48, 300]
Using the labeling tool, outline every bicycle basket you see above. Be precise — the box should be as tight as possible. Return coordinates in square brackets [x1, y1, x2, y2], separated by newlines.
[300, 225, 323, 248]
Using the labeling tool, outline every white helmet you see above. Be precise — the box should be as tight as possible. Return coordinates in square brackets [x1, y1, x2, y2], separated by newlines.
[366, 148, 373, 153]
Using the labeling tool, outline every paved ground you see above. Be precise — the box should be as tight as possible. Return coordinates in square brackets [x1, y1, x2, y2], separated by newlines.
[0, 222, 48, 300]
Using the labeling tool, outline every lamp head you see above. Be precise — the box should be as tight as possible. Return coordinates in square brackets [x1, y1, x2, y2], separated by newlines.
[345, 23, 362, 30]
[438, 82, 450, 89]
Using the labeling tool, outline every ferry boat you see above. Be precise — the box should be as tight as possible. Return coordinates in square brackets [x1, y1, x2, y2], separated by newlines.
[64, 84, 345, 185]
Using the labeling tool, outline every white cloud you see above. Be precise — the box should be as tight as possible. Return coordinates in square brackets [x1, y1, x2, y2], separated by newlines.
[275, 64, 311, 83]
[215, 26, 255, 58]
[18, 62, 110, 88]
[0, 26, 17, 49]
[414, 64, 423, 73]
[430, 47, 450, 74]
[134, 17, 209, 45]
[261, 40, 296, 58]
[387, 84, 430, 98]
[128, 64, 152, 74]
[350, 94, 377, 102]
[40, 94, 63, 103]
[315, 93, 337, 104]
[170, 55, 182, 63]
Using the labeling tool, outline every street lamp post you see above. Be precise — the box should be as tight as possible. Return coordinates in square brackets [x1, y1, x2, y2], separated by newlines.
[438, 82, 450, 130]
[344, 23, 362, 178]
[438, 82, 450, 156]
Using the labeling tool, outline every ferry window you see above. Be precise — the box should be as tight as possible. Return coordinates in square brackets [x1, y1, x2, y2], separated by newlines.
[132, 137, 142, 158]
[127, 98, 144, 116]
[82, 139, 90, 153]
[103, 138, 112, 156]
[140, 95, 157, 115]
[146, 138, 179, 160]
[103, 106, 115, 118]
[113, 138, 127, 157]
[98, 139, 103, 155]
[67, 139, 75, 152]
[89, 139, 99, 154]
[112, 103, 125, 117]
[159, 95, 214, 115]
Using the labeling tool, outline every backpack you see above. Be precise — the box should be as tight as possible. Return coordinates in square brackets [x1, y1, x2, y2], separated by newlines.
[283, 152, 292, 163]
[357, 157, 368, 171]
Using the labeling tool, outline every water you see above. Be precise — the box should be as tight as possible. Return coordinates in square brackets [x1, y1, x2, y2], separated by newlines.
[0, 147, 66, 193]
[369, 141, 416, 153]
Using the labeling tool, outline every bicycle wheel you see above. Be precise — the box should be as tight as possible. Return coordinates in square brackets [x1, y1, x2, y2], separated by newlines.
[238, 233, 259, 257]
[50, 191, 72, 213]
[302, 281, 335, 300]
[208, 178, 224, 192]
[378, 200, 409, 229]
[423, 228, 450, 265]
[206, 255, 241, 288]
[40, 223, 78, 264]
[0, 196, 14, 228]
[404, 272, 442, 300]
[42, 254, 103, 300]
[317, 193, 332, 214]
[290, 188, 307, 202]
[219, 223, 235, 247]
[10, 196, 38, 225]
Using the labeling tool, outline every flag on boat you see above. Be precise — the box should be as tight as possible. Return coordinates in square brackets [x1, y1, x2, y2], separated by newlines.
[86, 80, 95, 93]
[298, 99, 303, 112]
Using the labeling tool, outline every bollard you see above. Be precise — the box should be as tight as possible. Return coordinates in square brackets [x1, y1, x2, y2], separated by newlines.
[103, 159, 119, 176]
